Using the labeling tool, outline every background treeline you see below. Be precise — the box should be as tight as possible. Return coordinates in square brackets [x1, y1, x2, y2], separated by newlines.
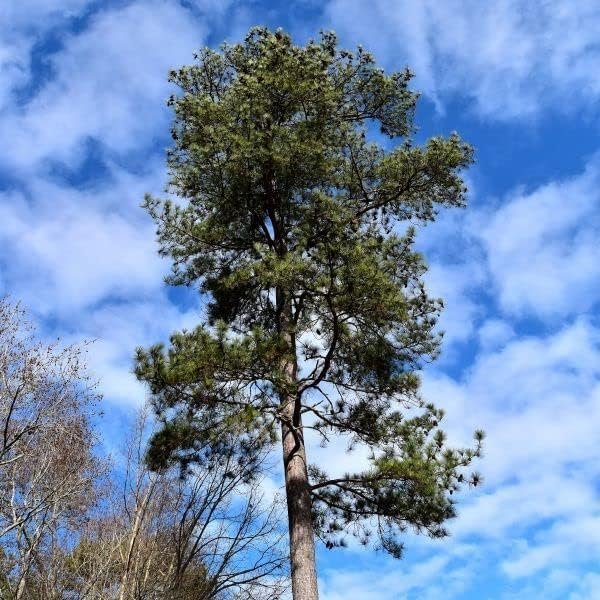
[0, 298, 288, 599]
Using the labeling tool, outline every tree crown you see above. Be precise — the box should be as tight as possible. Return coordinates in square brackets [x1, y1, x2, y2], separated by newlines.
[137, 27, 482, 558]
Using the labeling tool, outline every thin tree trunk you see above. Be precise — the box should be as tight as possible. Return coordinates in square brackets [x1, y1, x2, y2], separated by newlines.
[278, 294, 319, 600]
[119, 479, 156, 600]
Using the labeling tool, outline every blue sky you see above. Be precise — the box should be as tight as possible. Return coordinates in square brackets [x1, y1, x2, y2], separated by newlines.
[1, 1, 599, 598]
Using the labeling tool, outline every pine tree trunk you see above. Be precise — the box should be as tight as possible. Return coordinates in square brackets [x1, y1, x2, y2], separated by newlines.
[279, 296, 319, 600]
[281, 390, 319, 600]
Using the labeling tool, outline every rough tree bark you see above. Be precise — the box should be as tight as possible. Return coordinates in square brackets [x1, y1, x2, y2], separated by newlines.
[278, 291, 319, 600]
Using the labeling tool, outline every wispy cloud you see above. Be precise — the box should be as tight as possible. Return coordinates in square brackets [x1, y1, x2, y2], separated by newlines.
[0, 0, 95, 108]
[474, 158, 600, 319]
[0, 0, 213, 410]
[324, 0, 600, 119]
[1, 0, 206, 173]
[0, 166, 165, 315]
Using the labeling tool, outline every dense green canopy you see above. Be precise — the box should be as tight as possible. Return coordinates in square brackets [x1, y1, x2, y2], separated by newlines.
[136, 27, 483, 560]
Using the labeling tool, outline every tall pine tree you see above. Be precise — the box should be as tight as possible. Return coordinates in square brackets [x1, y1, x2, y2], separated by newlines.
[135, 28, 483, 600]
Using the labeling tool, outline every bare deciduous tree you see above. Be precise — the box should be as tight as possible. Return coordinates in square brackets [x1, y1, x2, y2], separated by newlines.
[68, 408, 288, 600]
[0, 298, 104, 599]
[0, 298, 288, 599]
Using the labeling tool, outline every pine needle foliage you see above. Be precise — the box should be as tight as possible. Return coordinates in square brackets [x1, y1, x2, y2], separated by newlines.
[135, 27, 483, 563]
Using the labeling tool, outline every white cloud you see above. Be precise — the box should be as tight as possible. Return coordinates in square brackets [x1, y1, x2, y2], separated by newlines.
[0, 165, 168, 315]
[0, 166, 199, 409]
[0, 0, 92, 25]
[322, 317, 600, 596]
[0, 0, 205, 172]
[411, 183, 488, 351]
[475, 159, 600, 319]
[324, 320, 597, 596]
[499, 516, 600, 581]
[316, 315, 599, 597]
[568, 572, 600, 600]
[414, 154, 600, 329]
[0, 0, 257, 417]
[425, 260, 485, 348]
[430, 318, 600, 475]
[324, 0, 600, 119]
[320, 542, 481, 600]
[0, 38, 28, 110]
[478, 319, 515, 350]
[0, 0, 218, 414]
[0, 0, 94, 109]
[69, 298, 202, 406]
[321, 555, 451, 600]
[414, 318, 599, 587]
